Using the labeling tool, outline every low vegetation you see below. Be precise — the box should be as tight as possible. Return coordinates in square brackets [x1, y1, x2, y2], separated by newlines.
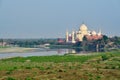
[0, 51, 120, 80]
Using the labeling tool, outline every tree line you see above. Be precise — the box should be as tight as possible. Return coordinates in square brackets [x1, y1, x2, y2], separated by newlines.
[0, 39, 58, 47]
[0, 36, 120, 52]
[74, 35, 120, 52]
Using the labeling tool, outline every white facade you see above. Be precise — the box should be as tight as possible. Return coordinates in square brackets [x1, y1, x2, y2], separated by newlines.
[66, 23, 102, 43]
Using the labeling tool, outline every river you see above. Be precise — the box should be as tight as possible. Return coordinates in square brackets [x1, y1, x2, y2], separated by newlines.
[0, 48, 79, 59]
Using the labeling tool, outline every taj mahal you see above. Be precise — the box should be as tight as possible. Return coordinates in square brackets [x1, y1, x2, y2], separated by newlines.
[66, 23, 103, 43]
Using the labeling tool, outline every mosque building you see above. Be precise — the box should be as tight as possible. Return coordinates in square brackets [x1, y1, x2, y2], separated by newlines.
[66, 23, 103, 43]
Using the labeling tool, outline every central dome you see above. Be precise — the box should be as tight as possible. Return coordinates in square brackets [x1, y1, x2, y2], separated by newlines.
[80, 24, 88, 31]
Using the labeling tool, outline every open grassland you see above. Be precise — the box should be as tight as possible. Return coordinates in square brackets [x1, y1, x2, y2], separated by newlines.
[0, 51, 120, 80]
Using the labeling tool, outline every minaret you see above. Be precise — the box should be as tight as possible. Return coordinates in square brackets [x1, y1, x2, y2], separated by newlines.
[99, 29, 102, 34]
[98, 29, 102, 36]
[66, 30, 69, 42]
[72, 30, 75, 43]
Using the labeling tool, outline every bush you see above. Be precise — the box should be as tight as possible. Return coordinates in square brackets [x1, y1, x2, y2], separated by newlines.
[101, 54, 110, 61]
[6, 77, 16, 80]
[104, 66, 109, 69]
[39, 66, 45, 70]
[111, 66, 116, 69]
[96, 75, 101, 80]
[25, 66, 32, 69]
[25, 77, 33, 80]
[6, 70, 13, 75]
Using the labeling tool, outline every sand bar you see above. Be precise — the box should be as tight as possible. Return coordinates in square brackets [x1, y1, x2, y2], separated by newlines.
[0, 47, 38, 53]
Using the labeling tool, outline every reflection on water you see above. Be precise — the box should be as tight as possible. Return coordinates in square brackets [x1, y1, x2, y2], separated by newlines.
[0, 48, 82, 59]
[58, 48, 82, 54]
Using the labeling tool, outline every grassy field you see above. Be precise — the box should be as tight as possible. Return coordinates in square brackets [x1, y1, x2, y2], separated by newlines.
[0, 51, 120, 80]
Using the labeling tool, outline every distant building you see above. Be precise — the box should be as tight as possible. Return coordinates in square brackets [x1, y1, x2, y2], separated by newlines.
[0, 42, 7, 47]
[57, 38, 65, 43]
[66, 23, 103, 43]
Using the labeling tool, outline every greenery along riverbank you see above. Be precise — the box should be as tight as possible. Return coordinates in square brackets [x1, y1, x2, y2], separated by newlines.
[0, 51, 120, 80]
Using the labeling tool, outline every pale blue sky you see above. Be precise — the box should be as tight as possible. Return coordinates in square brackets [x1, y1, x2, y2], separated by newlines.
[0, 0, 120, 38]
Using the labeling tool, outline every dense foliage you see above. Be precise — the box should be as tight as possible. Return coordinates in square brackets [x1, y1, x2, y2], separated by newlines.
[74, 35, 120, 52]
[0, 38, 58, 47]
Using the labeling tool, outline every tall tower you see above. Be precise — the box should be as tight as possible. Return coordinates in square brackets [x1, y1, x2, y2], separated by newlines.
[72, 30, 75, 43]
[66, 30, 69, 42]
[98, 29, 102, 36]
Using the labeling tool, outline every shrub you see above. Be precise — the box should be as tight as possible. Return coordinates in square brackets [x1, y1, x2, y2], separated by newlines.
[111, 66, 116, 69]
[39, 66, 45, 70]
[6, 71, 12, 75]
[57, 75, 62, 79]
[6, 77, 16, 80]
[13, 67, 17, 70]
[104, 66, 109, 69]
[25, 66, 32, 69]
[46, 66, 51, 70]
[101, 54, 110, 61]
[96, 75, 101, 80]
[25, 77, 33, 80]
[6, 70, 13, 75]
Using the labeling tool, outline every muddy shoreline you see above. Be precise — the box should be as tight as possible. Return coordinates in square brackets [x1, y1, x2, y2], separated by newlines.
[0, 47, 38, 53]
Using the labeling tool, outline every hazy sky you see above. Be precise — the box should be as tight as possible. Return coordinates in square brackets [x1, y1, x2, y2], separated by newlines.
[0, 0, 120, 38]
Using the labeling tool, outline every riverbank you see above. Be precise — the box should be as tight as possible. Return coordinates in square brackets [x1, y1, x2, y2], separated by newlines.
[0, 51, 120, 80]
[0, 47, 38, 53]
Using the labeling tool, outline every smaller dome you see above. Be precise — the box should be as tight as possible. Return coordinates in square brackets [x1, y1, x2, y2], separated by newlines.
[88, 33, 91, 36]
[80, 24, 88, 31]
[92, 31, 97, 35]
[98, 32, 102, 36]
